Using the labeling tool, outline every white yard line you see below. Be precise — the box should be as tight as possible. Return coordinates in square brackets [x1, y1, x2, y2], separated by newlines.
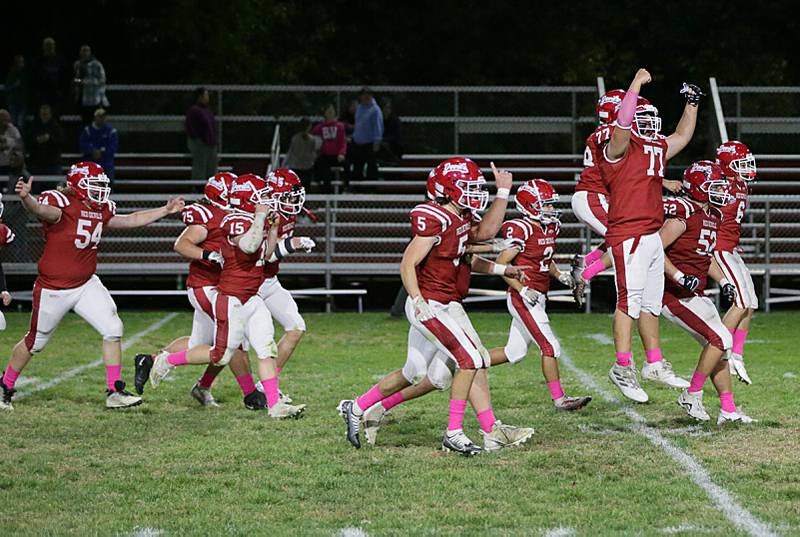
[586, 333, 614, 345]
[542, 527, 576, 537]
[559, 348, 776, 537]
[15, 313, 179, 400]
[337, 528, 370, 537]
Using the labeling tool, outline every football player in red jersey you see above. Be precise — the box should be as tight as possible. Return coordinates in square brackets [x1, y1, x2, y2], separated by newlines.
[600, 68, 702, 403]
[0, 194, 15, 332]
[712, 141, 758, 384]
[132, 173, 266, 411]
[147, 174, 305, 419]
[661, 162, 755, 424]
[570, 90, 683, 306]
[0, 163, 185, 411]
[339, 158, 535, 455]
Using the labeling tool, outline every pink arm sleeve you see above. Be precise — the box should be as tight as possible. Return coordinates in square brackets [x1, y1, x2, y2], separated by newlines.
[616, 89, 639, 128]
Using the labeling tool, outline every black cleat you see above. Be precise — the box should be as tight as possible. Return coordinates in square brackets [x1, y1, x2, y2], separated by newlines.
[337, 399, 361, 449]
[0, 375, 16, 411]
[243, 389, 267, 410]
[133, 353, 153, 395]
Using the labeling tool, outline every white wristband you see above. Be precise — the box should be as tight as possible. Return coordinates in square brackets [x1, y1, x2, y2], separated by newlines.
[672, 270, 685, 283]
[496, 188, 510, 200]
[720, 277, 730, 286]
[492, 263, 507, 276]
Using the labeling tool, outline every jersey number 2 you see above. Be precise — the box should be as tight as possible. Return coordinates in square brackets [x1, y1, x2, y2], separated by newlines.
[75, 219, 103, 250]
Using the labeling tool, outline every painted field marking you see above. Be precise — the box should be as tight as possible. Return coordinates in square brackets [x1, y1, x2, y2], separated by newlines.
[586, 333, 614, 345]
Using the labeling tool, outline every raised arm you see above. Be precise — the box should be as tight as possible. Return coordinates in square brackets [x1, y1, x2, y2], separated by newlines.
[665, 90, 700, 161]
[606, 68, 652, 161]
[470, 162, 511, 241]
[15, 177, 62, 224]
[107, 196, 185, 229]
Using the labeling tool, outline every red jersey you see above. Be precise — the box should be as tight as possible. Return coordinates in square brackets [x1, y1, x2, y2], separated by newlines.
[410, 202, 472, 304]
[264, 214, 296, 279]
[576, 124, 612, 195]
[36, 190, 116, 290]
[663, 197, 721, 299]
[0, 224, 15, 247]
[181, 202, 227, 288]
[456, 255, 472, 301]
[716, 180, 749, 252]
[217, 212, 269, 303]
[600, 133, 668, 246]
[501, 218, 558, 294]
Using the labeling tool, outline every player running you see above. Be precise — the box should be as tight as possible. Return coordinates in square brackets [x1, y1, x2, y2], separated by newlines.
[599, 68, 701, 403]
[133, 173, 266, 410]
[0, 194, 15, 332]
[0, 163, 184, 411]
[712, 141, 758, 384]
[339, 158, 534, 455]
[147, 174, 305, 419]
[660, 162, 755, 424]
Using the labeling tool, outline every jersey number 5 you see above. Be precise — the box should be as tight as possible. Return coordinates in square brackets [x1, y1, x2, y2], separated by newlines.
[75, 219, 103, 250]
[643, 145, 665, 177]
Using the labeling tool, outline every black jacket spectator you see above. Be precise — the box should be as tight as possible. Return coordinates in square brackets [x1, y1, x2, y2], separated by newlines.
[30, 38, 70, 116]
[26, 105, 63, 175]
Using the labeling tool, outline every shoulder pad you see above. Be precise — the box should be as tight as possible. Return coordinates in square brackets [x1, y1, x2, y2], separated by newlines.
[38, 190, 71, 208]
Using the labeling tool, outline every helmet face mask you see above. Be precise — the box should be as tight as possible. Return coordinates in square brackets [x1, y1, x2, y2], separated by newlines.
[268, 169, 306, 215]
[67, 163, 111, 206]
[275, 187, 305, 215]
[455, 177, 488, 212]
[729, 154, 757, 182]
[633, 106, 662, 141]
[716, 140, 757, 182]
[82, 175, 111, 205]
[683, 161, 730, 207]
[516, 179, 561, 225]
[429, 158, 488, 213]
[702, 179, 733, 207]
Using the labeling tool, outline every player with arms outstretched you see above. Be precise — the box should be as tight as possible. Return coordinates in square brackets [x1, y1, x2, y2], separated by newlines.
[600, 69, 701, 403]
[0, 163, 184, 411]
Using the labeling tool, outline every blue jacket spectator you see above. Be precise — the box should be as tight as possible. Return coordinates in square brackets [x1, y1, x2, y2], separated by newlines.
[350, 88, 383, 182]
[79, 108, 118, 179]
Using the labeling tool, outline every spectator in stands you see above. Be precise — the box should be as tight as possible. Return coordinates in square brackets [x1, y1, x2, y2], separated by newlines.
[380, 98, 403, 163]
[351, 88, 383, 182]
[340, 99, 357, 137]
[283, 118, 319, 184]
[73, 45, 109, 126]
[79, 108, 118, 180]
[5, 55, 30, 133]
[26, 104, 63, 175]
[312, 104, 347, 192]
[185, 87, 218, 182]
[0, 110, 23, 180]
[31, 37, 70, 116]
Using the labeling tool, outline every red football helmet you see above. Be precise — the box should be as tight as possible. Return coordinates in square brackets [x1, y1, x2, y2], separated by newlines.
[428, 157, 488, 211]
[227, 173, 274, 214]
[682, 161, 732, 207]
[632, 96, 661, 141]
[515, 179, 561, 224]
[66, 162, 110, 205]
[716, 140, 756, 182]
[267, 168, 306, 215]
[596, 89, 626, 124]
[204, 172, 237, 208]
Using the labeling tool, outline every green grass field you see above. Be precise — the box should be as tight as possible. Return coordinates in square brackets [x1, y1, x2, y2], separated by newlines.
[1, 310, 798, 536]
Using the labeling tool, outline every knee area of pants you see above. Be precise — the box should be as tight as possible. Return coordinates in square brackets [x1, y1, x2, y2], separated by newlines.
[550, 342, 562, 359]
[504, 345, 527, 364]
[401, 363, 424, 385]
[101, 316, 124, 341]
[427, 371, 452, 391]
[719, 331, 733, 351]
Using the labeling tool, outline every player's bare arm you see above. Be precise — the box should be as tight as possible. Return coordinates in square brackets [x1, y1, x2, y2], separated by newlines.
[108, 196, 185, 229]
[665, 83, 703, 160]
[495, 246, 523, 292]
[662, 179, 683, 193]
[606, 68, 651, 160]
[233, 205, 269, 254]
[708, 257, 726, 283]
[400, 235, 437, 298]
[15, 177, 62, 224]
[262, 216, 280, 260]
[659, 218, 688, 281]
[174, 225, 209, 261]
[464, 242, 495, 254]
[470, 161, 511, 241]
[470, 254, 530, 283]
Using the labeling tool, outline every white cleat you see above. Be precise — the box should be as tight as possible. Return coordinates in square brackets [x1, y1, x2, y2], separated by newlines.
[148, 351, 174, 389]
[678, 389, 710, 422]
[717, 409, 758, 425]
[268, 401, 306, 419]
[190, 383, 220, 407]
[363, 403, 388, 446]
[554, 395, 592, 411]
[609, 363, 649, 403]
[442, 429, 482, 456]
[728, 353, 752, 385]
[480, 421, 535, 452]
[106, 381, 143, 409]
[641, 360, 690, 389]
[256, 382, 293, 403]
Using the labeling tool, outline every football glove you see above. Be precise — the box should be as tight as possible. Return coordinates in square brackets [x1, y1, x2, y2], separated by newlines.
[296, 236, 316, 252]
[520, 286, 543, 307]
[721, 282, 738, 302]
[557, 272, 575, 289]
[680, 83, 705, 106]
[208, 251, 224, 266]
[412, 296, 435, 323]
[679, 274, 700, 292]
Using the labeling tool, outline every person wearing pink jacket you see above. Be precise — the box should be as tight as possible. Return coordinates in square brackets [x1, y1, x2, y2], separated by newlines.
[312, 104, 348, 192]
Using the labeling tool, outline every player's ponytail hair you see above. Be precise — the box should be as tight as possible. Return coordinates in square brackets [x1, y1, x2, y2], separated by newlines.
[58, 184, 76, 196]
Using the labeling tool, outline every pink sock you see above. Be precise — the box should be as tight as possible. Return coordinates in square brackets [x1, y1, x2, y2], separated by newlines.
[198, 368, 219, 389]
[732, 329, 748, 356]
[719, 392, 737, 413]
[380, 391, 405, 411]
[3, 364, 20, 390]
[547, 380, 565, 401]
[356, 384, 385, 413]
[616, 352, 632, 367]
[448, 399, 468, 431]
[261, 377, 279, 408]
[476, 408, 497, 433]
[235, 374, 257, 395]
[688, 371, 708, 393]
[105, 365, 122, 391]
[585, 248, 604, 265]
[276, 367, 282, 377]
[645, 348, 663, 364]
[582, 258, 606, 281]
[167, 350, 188, 366]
